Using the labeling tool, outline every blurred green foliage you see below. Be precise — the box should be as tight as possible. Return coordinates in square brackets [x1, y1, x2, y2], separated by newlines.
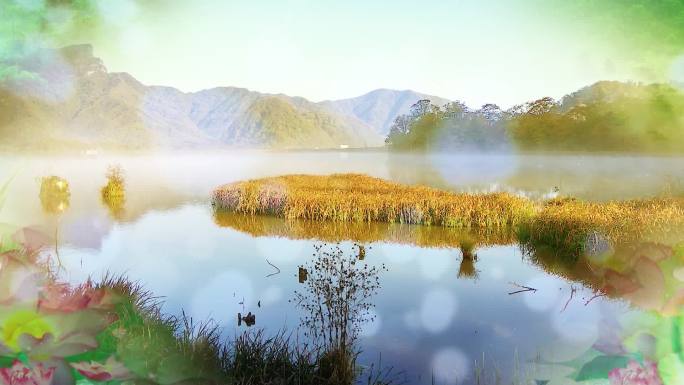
[541, 0, 684, 80]
[386, 81, 684, 154]
[0, 0, 100, 80]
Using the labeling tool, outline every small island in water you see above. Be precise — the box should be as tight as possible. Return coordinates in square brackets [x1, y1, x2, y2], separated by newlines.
[213, 173, 684, 260]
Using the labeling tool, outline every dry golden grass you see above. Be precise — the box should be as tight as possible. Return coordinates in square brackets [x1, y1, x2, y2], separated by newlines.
[101, 166, 126, 219]
[212, 173, 535, 229]
[518, 197, 684, 259]
[101, 166, 126, 201]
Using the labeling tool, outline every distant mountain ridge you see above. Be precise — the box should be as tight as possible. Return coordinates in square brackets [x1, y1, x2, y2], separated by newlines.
[0, 45, 450, 151]
[322, 89, 451, 137]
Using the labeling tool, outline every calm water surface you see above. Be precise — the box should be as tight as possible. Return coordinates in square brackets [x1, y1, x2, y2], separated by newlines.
[1, 151, 682, 384]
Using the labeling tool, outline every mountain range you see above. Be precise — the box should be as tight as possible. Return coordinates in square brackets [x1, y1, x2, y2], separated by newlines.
[0, 45, 450, 151]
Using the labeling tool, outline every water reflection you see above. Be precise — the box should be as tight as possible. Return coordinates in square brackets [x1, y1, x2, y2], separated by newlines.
[455, 240, 479, 280]
[29, 193, 681, 384]
[526, 239, 684, 313]
[39, 176, 70, 267]
[217, 212, 489, 280]
[39, 176, 70, 215]
[213, 210, 515, 249]
[521, 235, 684, 384]
[49, 202, 684, 384]
[457, 253, 479, 280]
[217, 211, 684, 383]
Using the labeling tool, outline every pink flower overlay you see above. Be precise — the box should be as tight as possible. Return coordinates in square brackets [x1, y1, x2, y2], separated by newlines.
[0, 360, 55, 385]
[609, 360, 662, 385]
[70, 356, 131, 381]
[38, 281, 115, 314]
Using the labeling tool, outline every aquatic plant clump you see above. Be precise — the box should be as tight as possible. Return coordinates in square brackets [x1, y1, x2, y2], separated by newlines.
[101, 166, 126, 219]
[212, 174, 535, 229]
[101, 166, 126, 201]
[518, 197, 684, 260]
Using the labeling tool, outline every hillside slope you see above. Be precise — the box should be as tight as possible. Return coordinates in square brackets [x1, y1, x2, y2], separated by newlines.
[0, 45, 385, 150]
[322, 89, 451, 137]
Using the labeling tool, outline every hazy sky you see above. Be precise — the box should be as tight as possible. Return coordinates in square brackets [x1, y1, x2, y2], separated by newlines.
[58, 0, 678, 107]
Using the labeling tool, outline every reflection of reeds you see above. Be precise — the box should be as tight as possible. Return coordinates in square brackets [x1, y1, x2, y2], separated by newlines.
[102, 194, 126, 220]
[213, 211, 516, 249]
[457, 243, 479, 280]
[457, 257, 479, 279]
[213, 174, 535, 229]
[39, 176, 70, 214]
[526, 241, 683, 306]
[524, 247, 604, 293]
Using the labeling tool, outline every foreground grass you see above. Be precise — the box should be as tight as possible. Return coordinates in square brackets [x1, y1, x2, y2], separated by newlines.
[96, 274, 398, 385]
[96, 274, 316, 384]
[212, 174, 535, 229]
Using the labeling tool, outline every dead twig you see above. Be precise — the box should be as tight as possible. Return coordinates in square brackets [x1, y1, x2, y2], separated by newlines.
[266, 259, 281, 278]
[508, 282, 537, 295]
[561, 285, 577, 313]
[584, 291, 606, 306]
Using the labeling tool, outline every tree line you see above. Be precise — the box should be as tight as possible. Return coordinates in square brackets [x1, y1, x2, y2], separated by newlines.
[385, 81, 684, 153]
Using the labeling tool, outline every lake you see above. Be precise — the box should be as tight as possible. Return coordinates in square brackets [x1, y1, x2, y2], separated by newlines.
[1, 151, 683, 384]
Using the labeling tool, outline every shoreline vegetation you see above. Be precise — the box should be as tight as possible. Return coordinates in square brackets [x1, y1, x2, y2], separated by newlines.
[0, 218, 400, 385]
[96, 272, 393, 385]
[385, 82, 684, 154]
[212, 173, 684, 260]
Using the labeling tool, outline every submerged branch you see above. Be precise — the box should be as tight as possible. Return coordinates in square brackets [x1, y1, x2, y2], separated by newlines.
[508, 282, 537, 295]
[266, 258, 281, 277]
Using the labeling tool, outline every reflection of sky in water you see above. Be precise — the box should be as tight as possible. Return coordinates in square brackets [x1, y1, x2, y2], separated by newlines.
[54, 204, 636, 384]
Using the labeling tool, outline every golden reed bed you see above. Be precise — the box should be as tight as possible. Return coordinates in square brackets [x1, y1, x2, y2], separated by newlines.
[212, 173, 534, 229]
[518, 197, 684, 259]
[212, 174, 684, 259]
